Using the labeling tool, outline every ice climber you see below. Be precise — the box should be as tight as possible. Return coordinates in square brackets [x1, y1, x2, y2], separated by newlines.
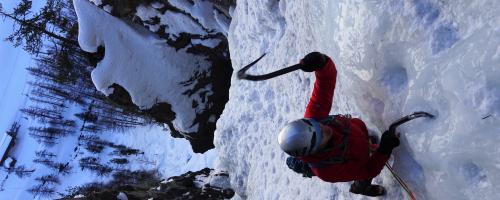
[279, 52, 401, 197]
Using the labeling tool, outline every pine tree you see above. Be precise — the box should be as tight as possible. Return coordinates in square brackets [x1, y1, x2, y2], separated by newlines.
[35, 150, 56, 158]
[110, 158, 129, 165]
[6, 122, 21, 137]
[74, 111, 98, 123]
[35, 174, 60, 185]
[21, 106, 63, 122]
[10, 165, 36, 178]
[30, 88, 66, 104]
[28, 184, 55, 197]
[29, 131, 58, 146]
[84, 141, 104, 154]
[48, 118, 76, 128]
[29, 126, 73, 137]
[33, 158, 54, 166]
[79, 157, 112, 176]
[0, 0, 79, 54]
[56, 162, 72, 175]
[111, 145, 143, 156]
[29, 96, 67, 109]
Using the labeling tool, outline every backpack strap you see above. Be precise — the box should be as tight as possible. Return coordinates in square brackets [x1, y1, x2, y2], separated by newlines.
[308, 114, 351, 168]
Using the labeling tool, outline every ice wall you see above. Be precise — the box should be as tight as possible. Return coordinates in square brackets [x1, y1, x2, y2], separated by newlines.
[215, 0, 500, 199]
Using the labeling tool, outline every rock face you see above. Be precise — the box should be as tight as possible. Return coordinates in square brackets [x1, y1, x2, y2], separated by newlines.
[83, 0, 235, 152]
[64, 168, 234, 200]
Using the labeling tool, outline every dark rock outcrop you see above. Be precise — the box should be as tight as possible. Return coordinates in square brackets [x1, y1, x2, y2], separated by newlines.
[64, 168, 234, 200]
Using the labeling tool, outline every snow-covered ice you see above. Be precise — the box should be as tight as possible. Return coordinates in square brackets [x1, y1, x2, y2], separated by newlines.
[215, 0, 500, 199]
[169, 0, 230, 33]
[117, 192, 128, 200]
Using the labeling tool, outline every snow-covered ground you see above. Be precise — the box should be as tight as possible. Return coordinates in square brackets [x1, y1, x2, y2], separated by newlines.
[106, 125, 216, 178]
[215, 0, 500, 199]
[0, 120, 215, 199]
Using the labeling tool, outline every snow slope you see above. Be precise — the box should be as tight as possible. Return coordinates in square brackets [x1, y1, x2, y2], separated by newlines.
[215, 0, 500, 199]
[0, 117, 215, 199]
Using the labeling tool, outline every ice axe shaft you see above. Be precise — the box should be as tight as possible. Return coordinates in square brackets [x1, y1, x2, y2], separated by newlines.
[237, 53, 302, 81]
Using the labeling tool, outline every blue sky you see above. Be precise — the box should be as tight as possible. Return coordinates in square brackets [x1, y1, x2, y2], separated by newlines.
[0, 1, 44, 132]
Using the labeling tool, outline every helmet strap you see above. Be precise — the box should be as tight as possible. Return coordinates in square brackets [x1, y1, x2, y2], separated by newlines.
[309, 119, 323, 154]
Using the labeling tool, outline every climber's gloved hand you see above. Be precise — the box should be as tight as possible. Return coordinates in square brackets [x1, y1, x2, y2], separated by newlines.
[300, 52, 328, 72]
[377, 130, 400, 154]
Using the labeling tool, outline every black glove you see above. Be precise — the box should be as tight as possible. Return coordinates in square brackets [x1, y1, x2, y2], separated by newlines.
[300, 52, 327, 72]
[286, 157, 314, 178]
[377, 130, 400, 154]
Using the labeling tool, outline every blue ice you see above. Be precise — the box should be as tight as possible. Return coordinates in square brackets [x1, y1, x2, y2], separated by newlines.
[411, 0, 460, 54]
[432, 24, 459, 54]
[412, 0, 440, 26]
[459, 162, 488, 187]
[379, 67, 408, 94]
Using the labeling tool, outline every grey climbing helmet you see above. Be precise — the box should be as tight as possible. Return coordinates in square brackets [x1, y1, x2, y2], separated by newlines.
[278, 118, 323, 156]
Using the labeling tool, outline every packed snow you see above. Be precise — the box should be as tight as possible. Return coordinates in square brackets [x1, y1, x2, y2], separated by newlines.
[214, 0, 500, 200]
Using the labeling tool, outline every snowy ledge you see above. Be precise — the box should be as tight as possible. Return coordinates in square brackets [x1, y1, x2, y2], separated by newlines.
[74, 0, 233, 152]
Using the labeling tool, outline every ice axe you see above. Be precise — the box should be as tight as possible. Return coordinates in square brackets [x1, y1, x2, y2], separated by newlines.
[237, 53, 303, 81]
[388, 111, 435, 134]
[384, 111, 435, 200]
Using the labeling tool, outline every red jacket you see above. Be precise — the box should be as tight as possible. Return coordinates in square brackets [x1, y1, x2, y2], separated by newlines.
[299, 57, 390, 182]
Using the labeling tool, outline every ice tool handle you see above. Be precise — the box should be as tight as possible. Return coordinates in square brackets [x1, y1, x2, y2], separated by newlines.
[237, 53, 303, 81]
